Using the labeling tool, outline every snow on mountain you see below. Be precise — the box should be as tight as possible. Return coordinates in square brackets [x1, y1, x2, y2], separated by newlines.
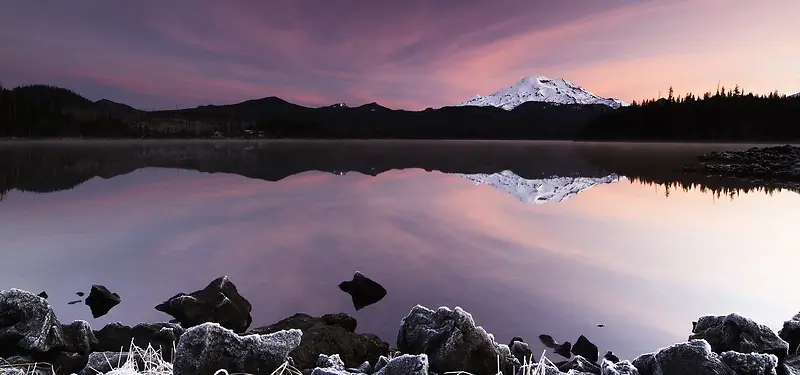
[457, 170, 626, 203]
[458, 76, 628, 110]
[791, 93, 799, 98]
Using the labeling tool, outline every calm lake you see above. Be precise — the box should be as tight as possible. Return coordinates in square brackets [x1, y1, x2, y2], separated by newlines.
[0, 140, 797, 361]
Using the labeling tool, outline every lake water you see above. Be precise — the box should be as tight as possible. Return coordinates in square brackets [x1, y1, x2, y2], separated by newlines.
[0, 140, 798, 361]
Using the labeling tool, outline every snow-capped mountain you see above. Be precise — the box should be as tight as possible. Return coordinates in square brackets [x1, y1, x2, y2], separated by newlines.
[791, 92, 799, 98]
[458, 76, 628, 110]
[457, 170, 625, 203]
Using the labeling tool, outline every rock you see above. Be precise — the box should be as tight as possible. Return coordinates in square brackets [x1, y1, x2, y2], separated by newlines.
[78, 351, 144, 375]
[67, 300, 81, 305]
[781, 354, 800, 375]
[155, 276, 252, 333]
[173, 322, 301, 375]
[62, 320, 97, 355]
[374, 354, 428, 375]
[539, 334, 559, 348]
[600, 359, 639, 375]
[685, 146, 800, 190]
[690, 313, 790, 360]
[779, 314, 800, 355]
[76, 292, 85, 297]
[374, 356, 390, 373]
[603, 351, 620, 363]
[572, 335, 599, 362]
[555, 342, 572, 359]
[0, 288, 67, 356]
[36, 292, 47, 299]
[719, 351, 777, 375]
[92, 322, 184, 361]
[45, 351, 88, 375]
[249, 312, 390, 370]
[353, 361, 372, 374]
[632, 339, 735, 375]
[84, 285, 120, 318]
[510, 340, 534, 365]
[396, 305, 519, 375]
[310, 368, 358, 375]
[318, 354, 346, 370]
[558, 355, 600, 375]
[338, 272, 387, 311]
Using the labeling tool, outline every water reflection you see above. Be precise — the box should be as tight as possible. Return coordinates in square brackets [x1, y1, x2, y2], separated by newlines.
[0, 140, 798, 362]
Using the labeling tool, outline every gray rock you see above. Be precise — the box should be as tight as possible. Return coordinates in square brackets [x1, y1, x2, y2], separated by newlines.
[719, 351, 777, 375]
[317, 354, 346, 370]
[156, 276, 253, 333]
[780, 354, 800, 375]
[93, 321, 184, 361]
[62, 320, 97, 355]
[779, 313, 800, 355]
[690, 313, 789, 360]
[510, 341, 534, 365]
[558, 355, 600, 375]
[397, 305, 520, 375]
[632, 339, 735, 375]
[601, 359, 639, 375]
[0, 289, 67, 356]
[375, 354, 428, 375]
[172, 322, 302, 375]
[374, 355, 390, 373]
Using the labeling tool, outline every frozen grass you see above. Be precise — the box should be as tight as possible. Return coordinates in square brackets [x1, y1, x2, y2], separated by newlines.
[0, 357, 56, 375]
[443, 350, 560, 375]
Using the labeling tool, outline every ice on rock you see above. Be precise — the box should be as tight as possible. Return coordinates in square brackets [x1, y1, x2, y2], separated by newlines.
[601, 359, 639, 375]
[632, 339, 734, 375]
[172, 322, 302, 375]
[375, 354, 428, 375]
[316, 354, 346, 370]
[690, 313, 789, 359]
[0, 288, 67, 355]
[720, 351, 777, 375]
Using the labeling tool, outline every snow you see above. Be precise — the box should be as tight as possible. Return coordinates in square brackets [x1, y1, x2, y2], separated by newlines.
[456, 171, 625, 204]
[791, 93, 799, 98]
[457, 76, 629, 110]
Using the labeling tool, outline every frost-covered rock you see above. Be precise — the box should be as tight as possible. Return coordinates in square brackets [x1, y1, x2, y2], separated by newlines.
[0, 288, 66, 356]
[249, 313, 389, 370]
[156, 276, 253, 333]
[62, 320, 97, 356]
[509, 339, 533, 365]
[558, 355, 600, 374]
[690, 313, 789, 359]
[780, 354, 800, 375]
[84, 285, 121, 319]
[93, 322, 184, 361]
[779, 313, 800, 355]
[317, 354, 346, 370]
[397, 305, 520, 375]
[601, 359, 639, 375]
[632, 339, 734, 375]
[719, 351, 777, 375]
[572, 336, 599, 363]
[374, 354, 428, 375]
[352, 361, 372, 374]
[374, 355, 390, 373]
[172, 322, 301, 375]
[603, 352, 620, 363]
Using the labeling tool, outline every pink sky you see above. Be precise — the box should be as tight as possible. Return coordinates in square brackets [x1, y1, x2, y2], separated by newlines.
[0, 0, 797, 109]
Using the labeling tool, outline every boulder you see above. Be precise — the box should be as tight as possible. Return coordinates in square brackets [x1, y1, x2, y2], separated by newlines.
[92, 322, 184, 361]
[62, 321, 97, 356]
[555, 342, 573, 359]
[374, 354, 428, 375]
[779, 313, 800, 355]
[338, 272, 387, 311]
[0, 289, 66, 356]
[572, 335, 599, 362]
[719, 351, 777, 375]
[539, 334, 559, 348]
[603, 351, 620, 363]
[558, 355, 600, 375]
[780, 354, 800, 375]
[84, 285, 120, 318]
[510, 340, 534, 365]
[396, 305, 520, 375]
[690, 314, 789, 360]
[36, 292, 48, 299]
[632, 339, 735, 375]
[155, 276, 252, 333]
[600, 359, 639, 375]
[173, 322, 301, 375]
[249, 312, 389, 370]
[317, 354, 346, 370]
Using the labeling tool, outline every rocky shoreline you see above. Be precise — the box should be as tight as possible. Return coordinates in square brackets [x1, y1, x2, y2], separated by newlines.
[3, 276, 800, 375]
[684, 145, 800, 190]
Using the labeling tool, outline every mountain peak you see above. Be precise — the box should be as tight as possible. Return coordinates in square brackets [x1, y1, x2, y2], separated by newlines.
[458, 76, 628, 110]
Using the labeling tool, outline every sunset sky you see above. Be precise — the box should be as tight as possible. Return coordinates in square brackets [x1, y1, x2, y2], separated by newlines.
[1, 0, 798, 110]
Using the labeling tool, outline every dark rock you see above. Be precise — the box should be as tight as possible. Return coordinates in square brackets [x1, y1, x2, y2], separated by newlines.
[597, 324, 605, 328]
[554, 342, 572, 359]
[397, 305, 519, 375]
[67, 300, 81, 305]
[509, 336, 524, 346]
[0, 288, 66, 356]
[600, 359, 639, 375]
[510, 340, 533, 365]
[632, 339, 734, 375]
[44, 351, 88, 375]
[172, 322, 301, 375]
[155, 276, 252, 333]
[76, 292, 85, 297]
[604, 351, 620, 363]
[572, 335, 599, 362]
[352, 361, 372, 374]
[93, 322, 184, 361]
[317, 353, 346, 370]
[338, 272, 387, 311]
[78, 351, 144, 375]
[779, 313, 800, 355]
[781, 354, 800, 375]
[374, 355, 390, 373]
[719, 351, 777, 375]
[685, 146, 800, 191]
[558, 355, 601, 375]
[62, 320, 97, 355]
[84, 285, 120, 319]
[374, 354, 428, 375]
[690, 313, 789, 360]
[539, 334, 559, 348]
[249, 312, 390, 370]
[36, 292, 47, 299]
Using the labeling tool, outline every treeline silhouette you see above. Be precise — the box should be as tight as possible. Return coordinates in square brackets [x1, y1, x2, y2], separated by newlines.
[579, 85, 800, 141]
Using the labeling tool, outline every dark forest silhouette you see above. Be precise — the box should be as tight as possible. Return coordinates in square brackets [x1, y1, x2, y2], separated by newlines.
[2, 82, 798, 141]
